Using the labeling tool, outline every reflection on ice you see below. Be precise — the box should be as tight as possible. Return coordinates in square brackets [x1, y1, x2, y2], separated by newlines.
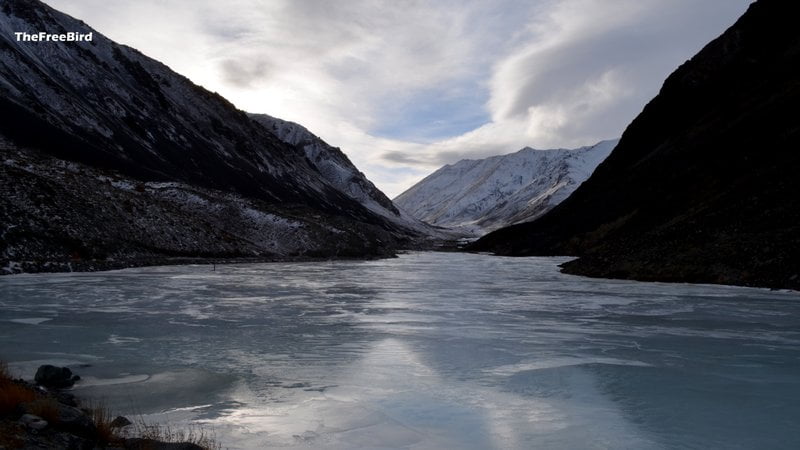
[1, 252, 799, 449]
[165, 339, 658, 449]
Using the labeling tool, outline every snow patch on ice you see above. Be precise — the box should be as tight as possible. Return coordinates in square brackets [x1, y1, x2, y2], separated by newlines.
[8, 317, 53, 325]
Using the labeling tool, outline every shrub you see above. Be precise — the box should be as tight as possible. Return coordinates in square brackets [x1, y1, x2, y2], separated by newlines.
[0, 362, 37, 416]
[0, 383, 37, 415]
[88, 402, 120, 446]
[132, 417, 222, 450]
[26, 397, 60, 423]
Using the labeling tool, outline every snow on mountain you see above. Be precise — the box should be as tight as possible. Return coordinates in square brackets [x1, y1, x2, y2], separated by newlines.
[252, 114, 400, 217]
[0, 142, 403, 274]
[394, 140, 618, 235]
[251, 114, 447, 237]
[0, 0, 434, 272]
[0, 1, 323, 205]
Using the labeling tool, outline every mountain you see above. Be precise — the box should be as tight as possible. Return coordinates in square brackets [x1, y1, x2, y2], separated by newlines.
[394, 140, 617, 235]
[0, 0, 426, 273]
[251, 114, 439, 236]
[470, 0, 800, 290]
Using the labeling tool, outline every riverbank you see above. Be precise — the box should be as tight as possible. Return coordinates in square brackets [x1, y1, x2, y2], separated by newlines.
[1, 253, 395, 276]
[0, 363, 219, 449]
[0, 235, 465, 276]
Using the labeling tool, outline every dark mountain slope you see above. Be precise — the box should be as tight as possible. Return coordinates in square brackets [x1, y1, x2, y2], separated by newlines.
[249, 114, 446, 236]
[0, 0, 423, 273]
[251, 114, 400, 217]
[0, 0, 366, 216]
[471, 0, 800, 290]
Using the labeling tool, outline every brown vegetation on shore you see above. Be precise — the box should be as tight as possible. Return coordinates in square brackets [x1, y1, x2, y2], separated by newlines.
[0, 361, 222, 449]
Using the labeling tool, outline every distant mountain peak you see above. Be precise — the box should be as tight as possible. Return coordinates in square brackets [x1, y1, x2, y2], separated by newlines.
[394, 140, 617, 235]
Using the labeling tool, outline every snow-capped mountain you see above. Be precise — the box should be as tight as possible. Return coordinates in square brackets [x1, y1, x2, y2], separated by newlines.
[0, 0, 427, 273]
[394, 140, 617, 235]
[251, 114, 439, 236]
[253, 114, 400, 215]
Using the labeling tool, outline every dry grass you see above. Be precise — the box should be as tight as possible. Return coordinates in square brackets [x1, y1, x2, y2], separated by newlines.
[0, 383, 37, 416]
[85, 401, 222, 450]
[1, 362, 58, 422]
[132, 417, 222, 450]
[87, 401, 123, 446]
[2, 361, 222, 449]
[0, 362, 37, 416]
[25, 397, 60, 423]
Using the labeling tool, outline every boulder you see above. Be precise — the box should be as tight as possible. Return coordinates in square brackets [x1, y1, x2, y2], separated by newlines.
[24, 431, 91, 450]
[110, 415, 133, 428]
[19, 414, 48, 431]
[55, 404, 97, 438]
[34, 365, 80, 389]
[55, 390, 79, 407]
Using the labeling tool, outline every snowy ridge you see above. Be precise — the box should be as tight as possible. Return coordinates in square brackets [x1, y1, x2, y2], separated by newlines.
[394, 140, 618, 235]
[252, 114, 446, 236]
[252, 114, 400, 216]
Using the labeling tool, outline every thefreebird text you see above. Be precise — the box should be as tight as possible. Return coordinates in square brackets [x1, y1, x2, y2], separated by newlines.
[15, 31, 93, 42]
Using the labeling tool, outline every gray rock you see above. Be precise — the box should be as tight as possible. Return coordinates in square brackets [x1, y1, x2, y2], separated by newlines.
[19, 413, 48, 430]
[34, 365, 80, 389]
[55, 404, 97, 438]
[55, 390, 79, 407]
[24, 431, 91, 450]
[110, 415, 133, 428]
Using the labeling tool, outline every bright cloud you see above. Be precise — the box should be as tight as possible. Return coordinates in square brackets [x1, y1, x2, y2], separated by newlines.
[45, 0, 752, 197]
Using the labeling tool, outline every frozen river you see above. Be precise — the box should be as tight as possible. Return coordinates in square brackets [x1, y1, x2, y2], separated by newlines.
[1, 252, 799, 449]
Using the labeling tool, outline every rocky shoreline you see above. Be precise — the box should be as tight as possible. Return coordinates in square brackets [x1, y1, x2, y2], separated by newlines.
[0, 254, 395, 276]
[0, 364, 215, 450]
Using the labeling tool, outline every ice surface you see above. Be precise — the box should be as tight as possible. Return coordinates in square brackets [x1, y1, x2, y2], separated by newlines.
[1, 252, 799, 449]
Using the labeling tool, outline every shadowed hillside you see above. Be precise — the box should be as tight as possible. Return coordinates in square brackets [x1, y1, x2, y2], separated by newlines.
[471, 0, 800, 290]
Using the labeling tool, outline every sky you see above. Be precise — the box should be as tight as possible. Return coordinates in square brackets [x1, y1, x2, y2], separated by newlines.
[46, 0, 753, 198]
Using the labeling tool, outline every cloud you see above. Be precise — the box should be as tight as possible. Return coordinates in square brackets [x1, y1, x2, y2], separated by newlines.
[219, 58, 272, 88]
[381, 151, 427, 166]
[481, 0, 753, 150]
[45, 0, 752, 197]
